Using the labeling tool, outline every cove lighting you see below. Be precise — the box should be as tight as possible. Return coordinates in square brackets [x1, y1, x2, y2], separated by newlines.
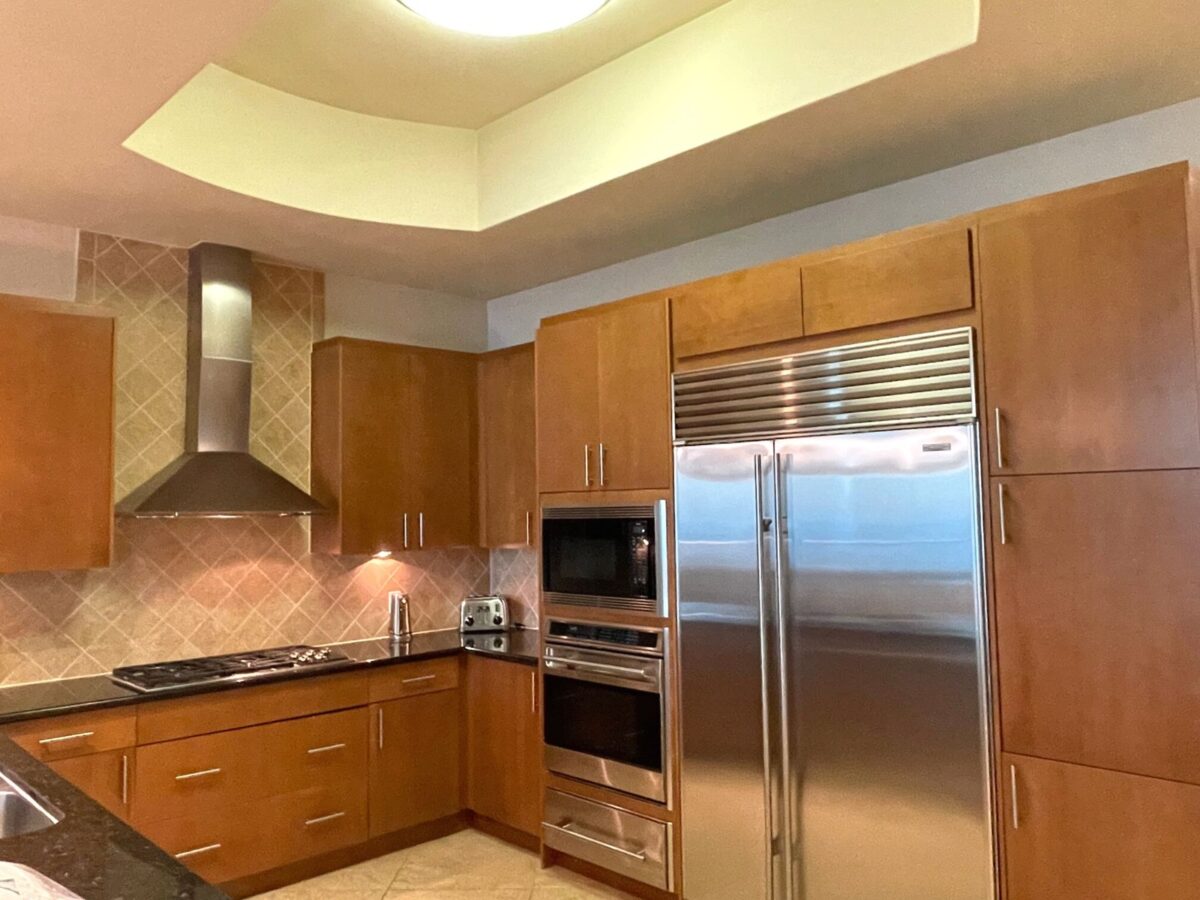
[399, 0, 608, 37]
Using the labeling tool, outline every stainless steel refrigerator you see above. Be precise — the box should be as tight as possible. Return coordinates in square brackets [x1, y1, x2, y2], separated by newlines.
[674, 330, 994, 900]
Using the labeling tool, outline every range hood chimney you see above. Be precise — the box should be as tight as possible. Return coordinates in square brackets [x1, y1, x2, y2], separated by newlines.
[116, 244, 327, 518]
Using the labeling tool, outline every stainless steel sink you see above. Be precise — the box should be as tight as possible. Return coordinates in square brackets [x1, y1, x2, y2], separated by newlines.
[0, 771, 60, 839]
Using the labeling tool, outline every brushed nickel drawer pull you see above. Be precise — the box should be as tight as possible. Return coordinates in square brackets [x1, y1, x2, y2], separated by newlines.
[994, 407, 1005, 468]
[1009, 764, 1020, 830]
[175, 843, 221, 860]
[543, 821, 647, 861]
[377, 707, 384, 751]
[584, 444, 592, 487]
[525, 510, 532, 545]
[403, 513, 410, 550]
[304, 811, 347, 827]
[418, 512, 425, 549]
[38, 731, 95, 746]
[402, 674, 436, 685]
[307, 743, 347, 755]
[121, 753, 129, 806]
[598, 442, 607, 487]
[175, 767, 222, 782]
[997, 483, 1009, 546]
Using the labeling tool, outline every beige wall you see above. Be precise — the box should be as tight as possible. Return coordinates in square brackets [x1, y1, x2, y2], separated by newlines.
[0, 213, 76, 301]
[324, 272, 487, 352]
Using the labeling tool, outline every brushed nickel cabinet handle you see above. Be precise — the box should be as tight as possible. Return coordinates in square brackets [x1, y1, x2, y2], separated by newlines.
[418, 512, 425, 549]
[1009, 764, 1020, 830]
[176, 843, 221, 860]
[994, 408, 1005, 469]
[583, 444, 592, 487]
[377, 707, 384, 751]
[525, 510, 532, 546]
[121, 753, 129, 806]
[175, 767, 222, 782]
[530, 670, 537, 715]
[598, 442, 607, 487]
[306, 743, 347, 755]
[997, 483, 1009, 546]
[403, 513, 410, 550]
[305, 811, 347, 827]
[38, 731, 94, 746]
[402, 674, 436, 685]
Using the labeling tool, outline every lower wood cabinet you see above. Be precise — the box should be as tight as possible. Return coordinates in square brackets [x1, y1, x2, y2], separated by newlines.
[46, 749, 130, 820]
[369, 688, 463, 836]
[466, 656, 541, 836]
[1003, 753, 1200, 899]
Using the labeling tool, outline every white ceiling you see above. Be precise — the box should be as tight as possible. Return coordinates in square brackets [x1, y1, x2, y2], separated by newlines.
[220, 0, 733, 128]
[1, 0, 1198, 300]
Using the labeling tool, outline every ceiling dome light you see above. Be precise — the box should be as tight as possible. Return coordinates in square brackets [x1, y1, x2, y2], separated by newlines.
[399, 0, 608, 37]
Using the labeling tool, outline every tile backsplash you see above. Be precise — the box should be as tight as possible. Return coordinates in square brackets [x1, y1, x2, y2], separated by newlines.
[0, 231, 530, 687]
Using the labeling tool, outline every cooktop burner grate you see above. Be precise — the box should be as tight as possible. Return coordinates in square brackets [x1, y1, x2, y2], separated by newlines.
[110, 645, 351, 693]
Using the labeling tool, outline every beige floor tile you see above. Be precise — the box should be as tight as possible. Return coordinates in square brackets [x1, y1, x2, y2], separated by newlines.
[388, 831, 539, 892]
[532, 866, 639, 899]
[383, 890, 531, 900]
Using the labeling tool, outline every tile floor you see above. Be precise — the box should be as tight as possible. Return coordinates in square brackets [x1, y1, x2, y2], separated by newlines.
[251, 828, 637, 900]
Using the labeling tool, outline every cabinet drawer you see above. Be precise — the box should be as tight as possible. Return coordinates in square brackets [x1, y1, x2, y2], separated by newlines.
[262, 707, 368, 797]
[802, 227, 974, 335]
[267, 783, 369, 868]
[5, 707, 136, 762]
[369, 656, 459, 702]
[137, 671, 368, 743]
[132, 727, 266, 826]
[543, 788, 672, 890]
[142, 810, 263, 885]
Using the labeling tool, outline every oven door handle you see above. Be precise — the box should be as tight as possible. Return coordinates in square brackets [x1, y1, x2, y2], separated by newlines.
[543, 658, 652, 680]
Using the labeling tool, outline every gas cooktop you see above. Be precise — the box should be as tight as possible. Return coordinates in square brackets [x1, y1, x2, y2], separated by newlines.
[110, 645, 352, 693]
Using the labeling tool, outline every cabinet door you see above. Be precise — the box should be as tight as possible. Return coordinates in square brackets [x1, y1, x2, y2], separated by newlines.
[466, 656, 541, 836]
[478, 345, 536, 548]
[312, 341, 409, 555]
[406, 349, 478, 548]
[1003, 753, 1200, 900]
[993, 471, 1200, 784]
[369, 690, 462, 837]
[536, 315, 600, 493]
[670, 260, 803, 361]
[596, 295, 673, 491]
[981, 170, 1200, 474]
[49, 750, 130, 820]
[0, 298, 113, 572]
[802, 227, 974, 335]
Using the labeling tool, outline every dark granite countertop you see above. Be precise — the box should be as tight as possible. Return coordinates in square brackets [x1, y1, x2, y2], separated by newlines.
[0, 735, 227, 899]
[0, 627, 539, 726]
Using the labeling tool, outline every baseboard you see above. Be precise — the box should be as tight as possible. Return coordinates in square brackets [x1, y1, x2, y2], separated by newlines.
[464, 810, 540, 852]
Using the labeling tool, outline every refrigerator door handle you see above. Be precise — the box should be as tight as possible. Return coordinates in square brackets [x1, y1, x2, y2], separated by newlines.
[753, 454, 778, 898]
[772, 452, 795, 900]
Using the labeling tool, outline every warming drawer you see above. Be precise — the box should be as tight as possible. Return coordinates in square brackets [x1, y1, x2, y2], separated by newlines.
[542, 788, 672, 890]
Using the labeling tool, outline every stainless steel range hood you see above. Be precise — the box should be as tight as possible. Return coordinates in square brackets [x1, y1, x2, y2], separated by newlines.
[116, 244, 327, 518]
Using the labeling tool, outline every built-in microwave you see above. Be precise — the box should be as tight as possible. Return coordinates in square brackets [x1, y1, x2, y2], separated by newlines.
[541, 501, 667, 616]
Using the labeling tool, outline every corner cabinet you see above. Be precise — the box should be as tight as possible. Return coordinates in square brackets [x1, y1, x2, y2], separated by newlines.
[0, 295, 114, 573]
[478, 344, 537, 548]
[536, 293, 672, 494]
[311, 337, 478, 554]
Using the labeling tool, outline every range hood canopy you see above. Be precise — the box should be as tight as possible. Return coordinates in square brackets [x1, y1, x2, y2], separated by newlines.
[116, 244, 327, 518]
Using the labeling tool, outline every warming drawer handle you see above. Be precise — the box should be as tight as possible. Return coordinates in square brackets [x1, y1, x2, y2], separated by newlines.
[175, 843, 222, 860]
[175, 767, 222, 782]
[305, 811, 347, 827]
[37, 731, 95, 746]
[543, 658, 649, 679]
[543, 821, 647, 861]
[306, 743, 347, 755]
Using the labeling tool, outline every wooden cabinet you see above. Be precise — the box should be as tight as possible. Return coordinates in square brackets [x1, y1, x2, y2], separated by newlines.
[981, 165, 1200, 475]
[369, 688, 463, 836]
[466, 656, 541, 836]
[801, 227, 973, 335]
[47, 749, 130, 820]
[992, 471, 1200, 784]
[0, 295, 114, 573]
[312, 338, 478, 553]
[478, 344, 536, 548]
[670, 260, 803, 361]
[536, 294, 672, 494]
[1003, 753, 1200, 899]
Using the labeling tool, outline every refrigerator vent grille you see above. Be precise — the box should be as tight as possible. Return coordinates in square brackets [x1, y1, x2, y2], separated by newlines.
[673, 328, 975, 442]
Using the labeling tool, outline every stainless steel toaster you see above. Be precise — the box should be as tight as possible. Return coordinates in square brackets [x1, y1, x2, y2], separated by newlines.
[459, 595, 510, 633]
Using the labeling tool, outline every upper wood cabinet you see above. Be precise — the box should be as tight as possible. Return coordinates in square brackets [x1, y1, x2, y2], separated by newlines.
[992, 470, 1200, 785]
[537, 294, 672, 493]
[801, 227, 974, 335]
[1003, 753, 1200, 900]
[0, 295, 114, 573]
[466, 655, 541, 836]
[478, 344, 536, 548]
[670, 260, 803, 361]
[981, 164, 1200, 475]
[311, 338, 478, 554]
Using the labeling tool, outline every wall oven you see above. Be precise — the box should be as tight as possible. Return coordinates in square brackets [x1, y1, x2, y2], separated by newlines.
[541, 501, 667, 616]
[542, 619, 670, 803]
